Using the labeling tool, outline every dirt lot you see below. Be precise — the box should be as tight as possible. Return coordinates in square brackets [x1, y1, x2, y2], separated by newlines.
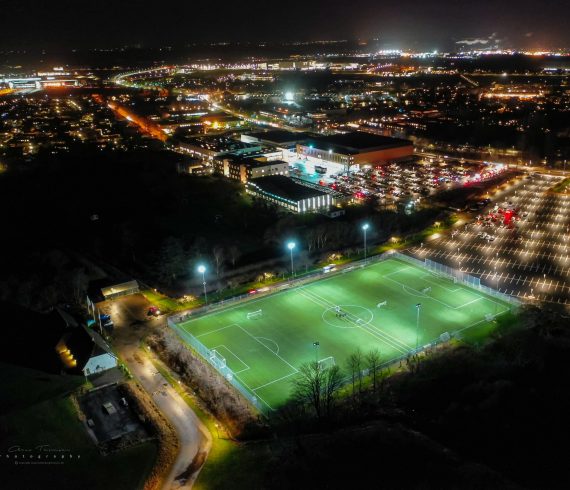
[79, 383, 151, 449]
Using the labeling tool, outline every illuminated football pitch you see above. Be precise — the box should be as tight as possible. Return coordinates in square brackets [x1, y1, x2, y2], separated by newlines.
[175, 258, 512, 411]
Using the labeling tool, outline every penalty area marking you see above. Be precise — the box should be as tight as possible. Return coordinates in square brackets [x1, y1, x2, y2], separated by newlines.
[385, 275, 488, 310]
[252, 371, 299, 392]
[254, 336, 280, 355]
[211, 344, 251, 374]
[419, 273, 462, 293]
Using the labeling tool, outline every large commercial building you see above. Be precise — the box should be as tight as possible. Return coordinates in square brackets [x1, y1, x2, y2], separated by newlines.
[296, 131, 413, 174]
[241, 129, 311, 147]
[214, 156, 289, 182]
[246, 176, 333, 213]
[241, 129, 311, 161]
[176, 136, 263, 161]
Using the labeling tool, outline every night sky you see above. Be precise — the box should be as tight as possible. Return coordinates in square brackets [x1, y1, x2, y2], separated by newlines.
[0, 0, 568, 50]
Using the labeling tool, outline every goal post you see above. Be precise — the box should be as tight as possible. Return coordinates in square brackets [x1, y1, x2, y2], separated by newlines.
[377, 300, 387, 308]
[209, 349, 227, 369]
[246, 309, 263, 320]
[317, 356, 336, 371]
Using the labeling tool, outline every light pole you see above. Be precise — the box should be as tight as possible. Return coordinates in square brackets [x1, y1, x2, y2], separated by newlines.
[362, 223, 369, 263]
[493, 274, 499, 316]
[197, 265, 207, 304]
[287, 242, 296, 277]
[313, 341, 320, 365]
[415, 303, 422, 352]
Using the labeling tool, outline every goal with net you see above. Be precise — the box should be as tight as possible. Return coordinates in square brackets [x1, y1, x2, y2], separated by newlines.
[376, 300, 387, 308]
[420, 287, 432, 295]
[209, 349, 227, 370]
[317, 356, 336, 371]
[246, 309, 263, 320]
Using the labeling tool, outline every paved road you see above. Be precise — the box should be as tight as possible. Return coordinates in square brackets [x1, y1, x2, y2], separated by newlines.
[101, 295, 211, 490]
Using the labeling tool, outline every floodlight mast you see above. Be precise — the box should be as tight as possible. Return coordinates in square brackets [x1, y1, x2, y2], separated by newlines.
[287, 241, 296, 277]
[313, 341, 320, 364]
[362, 223, 370, 263]
[197, 265, 207, 304]
[415, 303, 422, 352]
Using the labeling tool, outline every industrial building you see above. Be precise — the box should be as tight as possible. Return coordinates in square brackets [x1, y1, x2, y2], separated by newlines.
[176, 135, 263, 161]
[214, 156, 289, 182]
[241, 129, 312, 161]
[296, 131, 413, 174]
[241, 129, 311, 147]
[246, 175, 333, 213]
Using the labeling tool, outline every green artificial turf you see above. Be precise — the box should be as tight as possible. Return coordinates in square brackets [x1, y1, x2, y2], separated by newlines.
[175, 258, 512, 411]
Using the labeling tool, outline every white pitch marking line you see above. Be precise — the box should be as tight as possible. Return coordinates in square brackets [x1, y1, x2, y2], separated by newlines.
[252, 371, 299, 392]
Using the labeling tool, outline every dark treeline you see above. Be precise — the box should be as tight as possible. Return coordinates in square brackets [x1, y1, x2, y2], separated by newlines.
[0, 146, 441, 307]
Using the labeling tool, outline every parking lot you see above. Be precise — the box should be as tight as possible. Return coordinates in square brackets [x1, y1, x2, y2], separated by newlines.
[291, 157, 508, 209]
[409, 173, 570, 305]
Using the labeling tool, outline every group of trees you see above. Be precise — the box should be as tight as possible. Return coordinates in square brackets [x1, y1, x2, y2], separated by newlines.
[0, 249, 92, 311]
[154, 236, 243, 287]
[148, 328, 264, 438]
[290, 347, 387, 421]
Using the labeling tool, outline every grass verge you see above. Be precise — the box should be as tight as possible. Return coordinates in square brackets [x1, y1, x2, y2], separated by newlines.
[0, 367, 157, 490]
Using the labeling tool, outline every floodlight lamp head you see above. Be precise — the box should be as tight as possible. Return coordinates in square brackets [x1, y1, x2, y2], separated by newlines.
[287, 242, 296, 250]
[197, 265, 206, 274]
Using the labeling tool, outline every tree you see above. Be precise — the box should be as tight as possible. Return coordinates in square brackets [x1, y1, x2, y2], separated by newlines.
[212, 246, 225, 277]
[366, 348, 382, 393]
[228, 245, 241, 268]
[69, 267, 89, 305]
[291, 361, 343, 419]
[292, 361, 323, 419]
[347, 348, 363, 397]
[322, 364, 344, 417]
[157, 236, 186, 285]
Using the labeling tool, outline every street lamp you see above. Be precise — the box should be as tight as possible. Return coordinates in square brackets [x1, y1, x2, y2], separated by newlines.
[362, 223, 370, 263]
[415, 303, 422, 352]
[287, 242, 296, 277]
[197, 265, 207, 304]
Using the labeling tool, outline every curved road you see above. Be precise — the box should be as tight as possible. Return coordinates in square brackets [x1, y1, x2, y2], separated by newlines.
[103, 294, 212, 489]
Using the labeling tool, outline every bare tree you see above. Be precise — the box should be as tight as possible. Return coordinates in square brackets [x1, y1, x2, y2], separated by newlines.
[347, 348, 363, 397]
[366, 348, 382, 393]
[212, 246, 225, 277]
[322, 364, 344, 417]
[292, 361, 323, 419]
[306, 228, 318, 252]
[316, 224, 330, 250]
[228, 245, 241, 268]
[292, 361, 343, 419]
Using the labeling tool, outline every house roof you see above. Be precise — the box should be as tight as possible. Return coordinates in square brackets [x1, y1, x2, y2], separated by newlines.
[1, 302, 113, 375]
[247, 129, 312, 145]
[303, 131, 412, 155]
[247, 175, 329, 202]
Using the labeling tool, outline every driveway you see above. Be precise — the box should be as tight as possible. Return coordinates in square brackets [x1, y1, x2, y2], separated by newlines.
[101, 294, 211, 490]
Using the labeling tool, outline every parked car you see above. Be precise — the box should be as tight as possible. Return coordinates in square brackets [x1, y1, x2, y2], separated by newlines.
[147, 306, 161, 317]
